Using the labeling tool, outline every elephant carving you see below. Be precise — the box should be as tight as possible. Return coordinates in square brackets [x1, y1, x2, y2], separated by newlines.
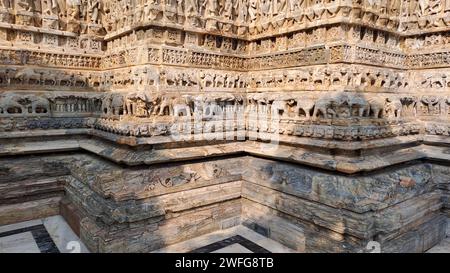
[172, 95, 193, 117]
[152, 94, 194, 117]
[195, 95, 223, 120]
[26, 95, 49, 115]
[312, 94, 338, 120]
[225, 74, 237, 88]
[124, 91, 153, 117]
[157, 95, 174, 116]
[56, 72, 75, 86]
[0, 94, 24, 115]
[144, 68, 160, 86]
[289, 98, 315, 119]
[214, 74, 225, 88]
[0, 93, 49, 116]
[102, 93, 123, 116]
[270, 96, 291, 119]
[347, 95, 370, 117]
[160, 70, 180, 86]
[366, 97, 387, 118]
[0, 68, 17, 85]
[199, 72, 215, 89]
[385, 97, 402, 120]
[14, 68, 42, 85]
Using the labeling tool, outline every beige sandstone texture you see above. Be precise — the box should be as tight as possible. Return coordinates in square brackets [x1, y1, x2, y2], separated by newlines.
[0, 0, 450, 252]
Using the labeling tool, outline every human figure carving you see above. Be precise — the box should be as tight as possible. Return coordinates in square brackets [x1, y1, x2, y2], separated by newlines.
[248, 0, 259, 23]
[88, 0, 100, 23]
[235, 0, 248, 23]
[185, 0, 198, 16]
[0, 0, 11, 8]
[42, 0, 59, 15]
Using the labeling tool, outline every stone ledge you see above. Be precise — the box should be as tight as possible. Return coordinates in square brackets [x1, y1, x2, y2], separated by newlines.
[1, 132, 450, 174]
[0, 197, 61, 226]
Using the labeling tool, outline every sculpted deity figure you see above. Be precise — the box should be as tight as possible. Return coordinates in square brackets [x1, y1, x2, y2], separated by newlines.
[202, 0, 218, 16]
[66, 0, 81, 32]
[67, 0, 80, 19]
[55, 0, 67, 17]
[185, 0, 198, 16]
[166, 0, 177, 8]
[418, 0, 429, 15]
[0, 0, 11, 8]
[377, 0, 388, 14]
[234, 0, 248, 23]
[220, 0, 233, 19]
[87, 0, 100, 23]
[288, 0, 303, 12]
[177, 0, 184, 14]
[406, 0, 418, 16]
[260, 0, 272, 18]
[79, 0, 88, 20]
[445, 0, 450, 18]
[273, 0, 287, 15]
[365, 0, 376, 7]
[134, 0, 143, 22]
[248, 0, 258, 22]
[388, 0, 401, 15]
[144, 0, 159, 21]
[42, 0, 59, 15]
[218, 0, 225, 12]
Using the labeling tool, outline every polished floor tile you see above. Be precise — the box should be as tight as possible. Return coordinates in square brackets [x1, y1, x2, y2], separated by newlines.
[43, 215, 89, 253]
[153, 225, 296, 253]
[212, 243, 253, 253]
[0, 232, 41, 253]
[0, 215, 89, 253]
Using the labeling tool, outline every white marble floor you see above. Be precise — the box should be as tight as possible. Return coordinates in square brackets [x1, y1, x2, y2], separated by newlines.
[426, 218, 450, 253]
[153, 225, 297, 253]
[0, 215, 89, 253]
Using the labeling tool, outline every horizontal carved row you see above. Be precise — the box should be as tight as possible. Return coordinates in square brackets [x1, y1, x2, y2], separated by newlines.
[0, 48, 102, 68]
[1, 28, 449, 74]
[2, 91, 449, 120]
[100, 43, 450, 72]
[100, 91, 446, 121]
[92, 65, 450, 92]
[0, 0, 104, 34]
[0, 67, 102, 89]
[93, 117, 423, 140]
[0, 28, 103, 53]
[100, 0, 450, 39]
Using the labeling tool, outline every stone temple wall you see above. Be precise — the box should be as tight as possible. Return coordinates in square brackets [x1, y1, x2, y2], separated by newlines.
[0, 0, 450, 252]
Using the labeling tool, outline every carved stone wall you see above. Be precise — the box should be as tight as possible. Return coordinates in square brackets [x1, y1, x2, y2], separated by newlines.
[1, 1, 450, 252]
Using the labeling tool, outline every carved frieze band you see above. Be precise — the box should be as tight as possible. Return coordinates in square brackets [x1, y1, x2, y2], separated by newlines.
[2, 90, 450, 141]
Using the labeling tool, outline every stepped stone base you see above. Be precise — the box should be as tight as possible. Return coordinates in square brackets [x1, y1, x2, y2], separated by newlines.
[0, 152, 448, 253]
